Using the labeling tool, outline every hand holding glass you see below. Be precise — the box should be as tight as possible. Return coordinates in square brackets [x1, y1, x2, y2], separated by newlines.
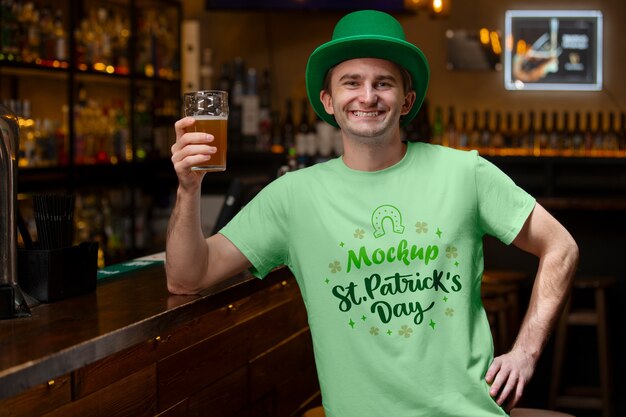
[183, 90, 229, 171]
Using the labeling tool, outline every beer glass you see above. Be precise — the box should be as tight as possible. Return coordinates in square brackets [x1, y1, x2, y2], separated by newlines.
[183, 90, 229, 171]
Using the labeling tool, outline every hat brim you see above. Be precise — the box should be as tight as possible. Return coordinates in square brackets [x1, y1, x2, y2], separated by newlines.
[306, 35, 430, 128]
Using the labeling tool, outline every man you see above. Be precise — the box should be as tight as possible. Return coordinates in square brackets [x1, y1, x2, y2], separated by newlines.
[167, 10, 578, 417]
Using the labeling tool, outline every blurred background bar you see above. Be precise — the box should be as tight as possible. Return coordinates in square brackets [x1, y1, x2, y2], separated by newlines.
[1, 0, 624, 415]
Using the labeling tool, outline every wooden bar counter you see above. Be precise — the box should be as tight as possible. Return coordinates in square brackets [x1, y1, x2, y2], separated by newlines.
[0, 264, 320, 417]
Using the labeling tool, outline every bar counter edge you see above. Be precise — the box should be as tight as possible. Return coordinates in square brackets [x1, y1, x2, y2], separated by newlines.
[0, 263, 293, 401]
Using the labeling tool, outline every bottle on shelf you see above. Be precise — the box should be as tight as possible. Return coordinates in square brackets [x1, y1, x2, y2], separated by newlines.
[443, 106, 457, 148]
[491, 112, 504, 151]
[305, 105, 319, 164]
[431, 106, 443, 146]
[295, 98, 310, 168]
[457, 111, 469, 148]
[524, 111, 535, 155]
[604, 112, 619, 152]
[200, 48, 214, 90]
[281, 98, 296, 157]
[582, 112, 593, 153]
[480, 110, 491, 150]
[468, 110, 480, 149]
[270, 111, 284, 155]
[548, 111, 560, 152]
[513, 112, 525, 151]
[593, 111, 604, 152]
[241, 67, 260, 151]
[560, 111, 571, 151]
[502, 112, 513, 149]
[229, 57, 245, 150]
[571, 112, 584, 155]
[617, 112, 626, 156]
[257, 68, 272, 152]
[535, 111, 548, 156]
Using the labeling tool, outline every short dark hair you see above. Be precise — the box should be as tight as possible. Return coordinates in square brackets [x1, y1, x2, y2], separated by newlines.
[322, 61, 414, 95]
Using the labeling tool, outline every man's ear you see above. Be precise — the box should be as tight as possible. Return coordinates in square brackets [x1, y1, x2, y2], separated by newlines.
[401, 91, 417, 116]
[320, 90, 335, 115]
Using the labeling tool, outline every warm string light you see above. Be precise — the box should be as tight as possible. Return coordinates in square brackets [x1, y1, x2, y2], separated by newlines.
[404, 0, 451, 17]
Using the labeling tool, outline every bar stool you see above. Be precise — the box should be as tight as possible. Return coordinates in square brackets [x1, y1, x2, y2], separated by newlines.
[302, 406, 575, 416]
[549, 275, 616, 417]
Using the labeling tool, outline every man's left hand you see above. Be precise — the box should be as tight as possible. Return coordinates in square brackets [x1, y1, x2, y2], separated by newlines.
[485, 348, 537, 412]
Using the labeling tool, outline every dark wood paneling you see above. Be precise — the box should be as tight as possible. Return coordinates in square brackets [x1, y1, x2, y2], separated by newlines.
[42, 365, 157, 417]
[187, 366, 248, 417]
[73, 338, 158, 399]
[275, 363, 321, 417]
[249, 328, 315, 402]
[0, 374, 71, 417]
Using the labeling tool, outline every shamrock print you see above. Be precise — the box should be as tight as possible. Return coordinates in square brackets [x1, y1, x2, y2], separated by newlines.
[399, 325, 413, 338]
[445, 245, 458, 259]
[415, 221, 428, 234]
[354, 228, 365, 239]
[329, 261, 341, 273]
[370, 327, 380, 336]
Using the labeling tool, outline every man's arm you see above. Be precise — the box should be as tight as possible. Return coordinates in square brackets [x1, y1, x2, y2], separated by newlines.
[165, 117, 252, 295]
[485, 203, 579, 411]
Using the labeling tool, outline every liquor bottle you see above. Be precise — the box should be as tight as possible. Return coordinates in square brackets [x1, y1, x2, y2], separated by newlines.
[443, 106, 457, 148]
[593, 111, 604, 151]
[524, 111, 535, 155]
[200, 48, 214, 90]
[457, 111, 469, 148]
[548, 111, 560, 151]
[480, 110, 491, 150]
[257, 68, 272, 152]
[513, 112, 525, 150]
[217, 62, 233, 95]
[431, 106, 443, 145]
[604, 112, 618, 152]
[295, 98, 310, 168]
[270, 111, 284, 155]
[229, 58, 245, 150]
[316, 114, 334, 160]
[415, 99, 431, 142]
[582, 112, 593, 153]
[502, 112, 514, 149]
[491, 112, 504, 151]
[282, 99, 296, 157]
[241, 67, 260, 151]
[468, 110, 480, 148]
[305, 106, 319, 163]
[571, 112, 584, 154]
[560, 112, 571, 151]
[619, 112, 626, 153]
[535, 111, 548, 155]
[53, 10, 67, 62]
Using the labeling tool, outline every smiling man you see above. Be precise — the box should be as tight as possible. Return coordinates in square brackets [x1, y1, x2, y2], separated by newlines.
[166, 10, 578, 417]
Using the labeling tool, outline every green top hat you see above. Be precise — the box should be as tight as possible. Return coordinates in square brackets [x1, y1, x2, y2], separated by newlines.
[306, 10, 430, 128]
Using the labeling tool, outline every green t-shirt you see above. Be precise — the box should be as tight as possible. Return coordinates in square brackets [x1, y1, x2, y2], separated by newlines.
[221, 142, 535, 417]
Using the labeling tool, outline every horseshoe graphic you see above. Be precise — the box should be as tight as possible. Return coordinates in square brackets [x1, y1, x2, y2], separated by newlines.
[371, 205, 405, 238]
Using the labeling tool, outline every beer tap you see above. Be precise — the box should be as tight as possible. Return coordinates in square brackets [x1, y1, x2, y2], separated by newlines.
[0, 103, 33, 319]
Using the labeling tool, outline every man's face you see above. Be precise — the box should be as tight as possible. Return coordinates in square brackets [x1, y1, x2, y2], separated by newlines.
[320, 58, 416, 141]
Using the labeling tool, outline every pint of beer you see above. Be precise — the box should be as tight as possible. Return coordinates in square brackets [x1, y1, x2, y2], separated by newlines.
[183, 90, 229, 171]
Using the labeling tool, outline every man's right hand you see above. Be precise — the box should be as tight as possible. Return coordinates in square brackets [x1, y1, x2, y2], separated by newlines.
[171, 117, 216, 191]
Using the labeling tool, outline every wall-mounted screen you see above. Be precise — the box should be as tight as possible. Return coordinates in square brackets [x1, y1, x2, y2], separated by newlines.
[504, 10, 602, 91]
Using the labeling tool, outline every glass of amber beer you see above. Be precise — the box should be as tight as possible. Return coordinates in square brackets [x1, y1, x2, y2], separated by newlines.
[183, 90, 229, 171]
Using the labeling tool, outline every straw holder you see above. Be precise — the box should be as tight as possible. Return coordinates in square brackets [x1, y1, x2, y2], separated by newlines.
[17, 242, 98, 303]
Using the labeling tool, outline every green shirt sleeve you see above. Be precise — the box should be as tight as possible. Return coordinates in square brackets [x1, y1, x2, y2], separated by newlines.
[474, 154, 536, 245]
[219, 175, 292, 278]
